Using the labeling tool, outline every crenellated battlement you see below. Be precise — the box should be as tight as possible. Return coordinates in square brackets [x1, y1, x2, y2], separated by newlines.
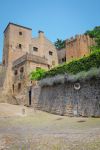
[66, 34, 95, 62]
[66, 34, 92, 44]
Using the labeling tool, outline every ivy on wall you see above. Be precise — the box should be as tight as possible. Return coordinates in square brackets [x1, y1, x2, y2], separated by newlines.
[30, 50, 100, 80]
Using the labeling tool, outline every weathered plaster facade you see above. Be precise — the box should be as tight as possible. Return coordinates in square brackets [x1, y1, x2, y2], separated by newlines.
[57, 48, 66, 64]
[1, 23, 58, 103]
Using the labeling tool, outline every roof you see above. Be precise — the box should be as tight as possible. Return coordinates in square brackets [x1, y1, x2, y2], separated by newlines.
[4, 22, 32, 33]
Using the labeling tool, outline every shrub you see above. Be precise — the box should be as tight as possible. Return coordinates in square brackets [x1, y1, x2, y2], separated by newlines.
[41, 50, 100, 79]
[30, 68, 46, 80]
[30, 50, 100, 80]
[39, 67, 100, 87]
[85, 26, 100, 48]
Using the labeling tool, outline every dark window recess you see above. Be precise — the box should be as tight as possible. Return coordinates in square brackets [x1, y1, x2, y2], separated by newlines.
[14, 70, 18, 75]
[20, 67, 24, 73]
[3, 60, 5, 65]
[49, 51, 53, 55]
[12, 84, 14, 93]
[48, 65, 50, 69]
[36, 67, 41, 70]
[19, 32, 22, 35]
[19, 44, 22, 49]
[62, 57, 66, 62]
[33, 47, 38, 51]
[18, 83, 21, 90]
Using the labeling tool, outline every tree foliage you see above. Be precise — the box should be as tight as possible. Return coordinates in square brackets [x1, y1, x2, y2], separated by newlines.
[54, 39, 66, 50]
[85, 26, 100, 48]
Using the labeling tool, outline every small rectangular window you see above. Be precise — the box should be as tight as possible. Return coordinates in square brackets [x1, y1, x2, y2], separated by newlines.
[3, 60, 5, 65]
[18, 83, 21, 90]
[19, 44, 22, 49]
[14, 70, 18, 75]
[20, 67, 24, 73]
[19, 32, 22, 35]
[33, 47, 38, 51]
[49, 51, 53, 55]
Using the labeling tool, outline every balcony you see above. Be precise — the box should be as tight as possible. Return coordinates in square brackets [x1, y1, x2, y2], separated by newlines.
[12, 53, 48, 68]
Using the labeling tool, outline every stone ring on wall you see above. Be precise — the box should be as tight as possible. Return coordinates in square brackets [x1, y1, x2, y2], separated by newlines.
[74, 82, 80, 90]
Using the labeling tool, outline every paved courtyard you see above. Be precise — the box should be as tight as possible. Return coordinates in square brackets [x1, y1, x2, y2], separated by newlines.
[0, 103, 100, 150]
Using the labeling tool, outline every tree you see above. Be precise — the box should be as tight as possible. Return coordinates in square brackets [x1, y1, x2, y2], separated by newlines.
[54, 39, 66, 50]
[85, 26, 100, 49]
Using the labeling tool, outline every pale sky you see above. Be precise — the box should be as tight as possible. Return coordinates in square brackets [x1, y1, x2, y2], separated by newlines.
[0, 0, 100, 61]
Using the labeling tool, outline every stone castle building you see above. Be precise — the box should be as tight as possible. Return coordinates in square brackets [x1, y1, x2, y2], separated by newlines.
[66, 34, 95, 62]
[0, 23, 95, 105]
[1, 23, 58, 104]
[57, 34, 95, 63]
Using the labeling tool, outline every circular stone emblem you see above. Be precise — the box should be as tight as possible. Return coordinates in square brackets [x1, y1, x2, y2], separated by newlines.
[74, 82, 80, 90]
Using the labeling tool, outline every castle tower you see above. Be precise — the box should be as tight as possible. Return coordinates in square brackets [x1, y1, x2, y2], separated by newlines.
[2, 23, 32, 93]
[66, 34, 95, 62]
[2, 23, 58, 95]
[3, 23, 32, 66]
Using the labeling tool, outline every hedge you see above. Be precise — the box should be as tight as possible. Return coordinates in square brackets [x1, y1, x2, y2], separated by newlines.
[30, 50, 100, 80]
[41, 50, 100, 79]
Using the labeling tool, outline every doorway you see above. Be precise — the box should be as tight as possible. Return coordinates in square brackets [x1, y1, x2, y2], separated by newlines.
[12, 84, 14, 93]
[29, 89, 32, 106]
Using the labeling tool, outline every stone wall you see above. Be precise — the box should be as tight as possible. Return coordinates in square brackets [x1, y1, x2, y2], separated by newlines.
[36, 78, 100, 117]
[0, 65, 4, 87]
[0, 65, 8, 88]
[57, 48, 66, 64]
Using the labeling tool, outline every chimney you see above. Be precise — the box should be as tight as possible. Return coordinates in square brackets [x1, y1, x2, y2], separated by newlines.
[38, 30, 44, 39]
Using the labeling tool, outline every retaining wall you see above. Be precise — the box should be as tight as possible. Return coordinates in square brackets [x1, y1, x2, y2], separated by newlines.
[36, 78, 100, 117]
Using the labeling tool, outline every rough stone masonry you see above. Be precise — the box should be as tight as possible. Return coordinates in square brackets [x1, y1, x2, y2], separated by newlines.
[35, 77, 100, 117]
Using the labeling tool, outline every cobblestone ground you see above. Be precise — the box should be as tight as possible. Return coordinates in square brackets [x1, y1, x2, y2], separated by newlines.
[0, 103, 100, 150]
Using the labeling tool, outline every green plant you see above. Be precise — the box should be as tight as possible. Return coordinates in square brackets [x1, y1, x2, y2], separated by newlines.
[85, 26, 100, 51]
[41, 50, 100, 79]
[30, 68, 46, 80]
[54, 39, 66, 50]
